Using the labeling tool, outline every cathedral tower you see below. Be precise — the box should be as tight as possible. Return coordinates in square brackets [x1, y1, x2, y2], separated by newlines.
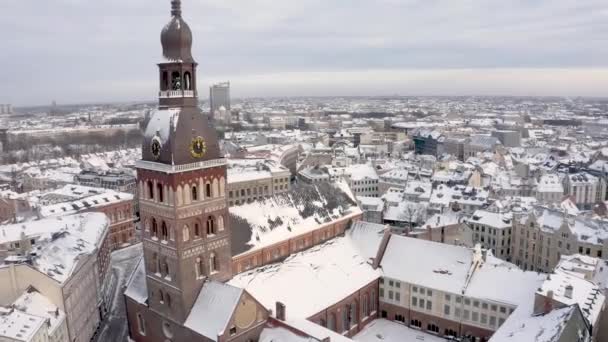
[137, 0, 232, 324]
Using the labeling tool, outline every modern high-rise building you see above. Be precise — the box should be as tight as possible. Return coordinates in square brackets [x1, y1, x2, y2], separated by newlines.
[0, 104, 12, 115]
[209, 81, 230, 115]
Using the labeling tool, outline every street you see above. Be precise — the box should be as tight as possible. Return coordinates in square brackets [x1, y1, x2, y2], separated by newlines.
[93, 243, 143, 342]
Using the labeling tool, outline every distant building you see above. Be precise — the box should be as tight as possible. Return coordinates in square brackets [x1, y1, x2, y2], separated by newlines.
[513, 207, 608, 273]
[491, 130, 521, 148]
[463, 135, 501, 159]
[563, 172, 599, 210]
[226, 159, 291, 206]
[413, 130, 444, 157]
[0, 104, 12, 115]
[209, 81, 230, 116]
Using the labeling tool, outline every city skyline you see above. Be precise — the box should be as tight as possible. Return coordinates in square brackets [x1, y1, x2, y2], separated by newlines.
[1, 0, 607, 106]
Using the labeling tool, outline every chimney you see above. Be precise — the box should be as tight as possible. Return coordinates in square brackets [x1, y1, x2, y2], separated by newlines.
[564, 285, 573, 299]
[276, 302, 286, 321]
[373, 226, 392, 269]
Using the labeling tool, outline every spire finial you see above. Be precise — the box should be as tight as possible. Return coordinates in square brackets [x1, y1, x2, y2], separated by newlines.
[171, 0, 182, 17]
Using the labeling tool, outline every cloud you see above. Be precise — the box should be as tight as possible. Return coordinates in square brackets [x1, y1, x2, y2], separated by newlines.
[0, 0, 606, 105]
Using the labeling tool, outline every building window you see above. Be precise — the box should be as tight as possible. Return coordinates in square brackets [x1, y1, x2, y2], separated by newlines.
[371, 290, 376, 312]
[152, 219, 158, 238]
[194, 223, 201, 238]
[151, 253, 159, 274]
[183, 225, 190, 242]
[192, 186, 198, 201]
[207, 216, 216, 235]
[342, 306, 349, 332]
[426, 301, 432, 310]
[444, 305, 450, 315]
[195, 257, 204, 279]
[157, 183, 164, 203]
[159, 290, 165, 304]
[206, 182, 212, 198]
[137, 313, 146, 335]
[328, 313, 336, 331]
[161, 221, 169, 241]
[147, 181, 154, 200]
[395, 292, 401, 302]
[210, 253, 219, 274]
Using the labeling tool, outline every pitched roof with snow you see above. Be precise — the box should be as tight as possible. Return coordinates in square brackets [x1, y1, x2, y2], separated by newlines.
[380, 236, 475, 294]
[228, 224, 383, 318]
[184, 281, 244, 341]
[489, 305, 583, 342]
[229, 182, 361, 256]
[0, 213, 109, 283]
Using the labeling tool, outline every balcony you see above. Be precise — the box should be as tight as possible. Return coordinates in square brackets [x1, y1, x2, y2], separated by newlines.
[159, 90, 196, 98]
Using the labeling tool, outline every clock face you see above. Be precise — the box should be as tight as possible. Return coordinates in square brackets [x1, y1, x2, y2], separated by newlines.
[190, 136, 207, 158]
[151, 137, 162, 159]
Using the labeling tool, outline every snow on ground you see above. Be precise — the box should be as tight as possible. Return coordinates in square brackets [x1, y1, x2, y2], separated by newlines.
[354, 319, 445, 342]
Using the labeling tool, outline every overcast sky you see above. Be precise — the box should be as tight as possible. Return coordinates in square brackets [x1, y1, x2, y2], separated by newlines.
[1, 0, 607, 106]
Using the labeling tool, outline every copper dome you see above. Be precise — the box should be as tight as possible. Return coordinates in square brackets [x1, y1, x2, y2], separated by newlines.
[160, 0, 194, 62]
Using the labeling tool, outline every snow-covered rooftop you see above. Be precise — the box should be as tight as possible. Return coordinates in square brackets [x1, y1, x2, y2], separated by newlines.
[537, 270, 605, 326]
[228, 223, 384, 318]
[380, 236, 475, 295]
[354, 319, 445, 342]
[184, 281, 244, 340]
[489, 305, 580, 342]
[0, 213, 109, 283]
[229, 182, 361, 256]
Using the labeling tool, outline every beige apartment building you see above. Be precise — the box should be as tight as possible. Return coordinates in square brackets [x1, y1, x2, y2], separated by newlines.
[0, 213, 109, 342]
[513, 208, 608, 273]
[226, 159, 291, 206]
[467, 209, 513, 261]
[377, 236, 544, 341]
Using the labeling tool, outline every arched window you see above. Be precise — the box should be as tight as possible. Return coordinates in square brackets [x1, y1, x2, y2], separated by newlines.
[159, 290, 165, 304]
[192, 185, 198, 201]
[207, 216, 215, 235]
[162, 258, 169, 277]
[363, 293, 369, 317]
[157, 183, 164, 203]
[184, 72, 192, 90]
[137, 313, 146, 336]
[371, 290, 376, 312]
[171, 71, 181, 90]
[195, 257, 204, 279]
[328, 313, 336, 332]
[183, 225, 190, 242]
[206, 182, 212, 198]
[152, 219, 158, 238]
[151, 253, 158, 274]
[194, 223, 201, 238]
[342, 306, 349, 332]
[161, 221, 168, 241]
[166, 293, 172, 308]
[210, 253, 218, 274]
[161, 71, 168, 91]
[147, 181, 154, 200]
[350, 302, 357, 327]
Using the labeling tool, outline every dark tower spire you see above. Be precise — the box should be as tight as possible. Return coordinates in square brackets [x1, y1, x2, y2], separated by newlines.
[171, 0, 181, 17]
